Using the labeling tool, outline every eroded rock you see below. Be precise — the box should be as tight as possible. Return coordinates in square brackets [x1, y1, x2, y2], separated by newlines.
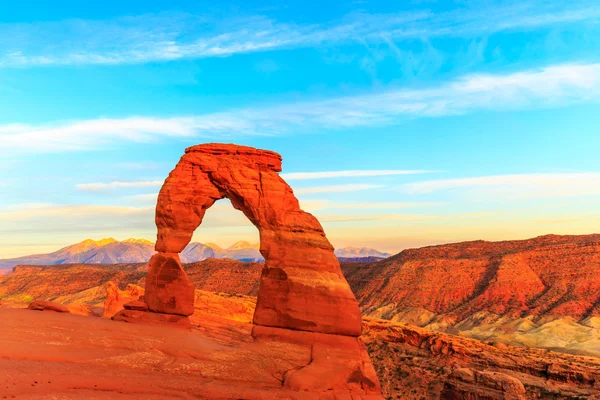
[252, 325, 381, 394]
[123, 300, 149, 311]
[112, 309, 192, 328]
[28, 300, 69, 313]
[103, 281, 145, 318]
[147, 143, 362, 337]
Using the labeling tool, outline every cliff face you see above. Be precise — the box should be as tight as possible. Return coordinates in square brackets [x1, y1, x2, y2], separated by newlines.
[344, 234, 600, 322]
[362, 318, 600, 399]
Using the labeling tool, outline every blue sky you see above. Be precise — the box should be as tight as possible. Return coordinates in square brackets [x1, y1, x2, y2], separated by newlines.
[1, 0, 599, 257]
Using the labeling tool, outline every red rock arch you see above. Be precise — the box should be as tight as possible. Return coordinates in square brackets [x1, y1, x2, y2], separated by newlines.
[145, 143, 362, 336]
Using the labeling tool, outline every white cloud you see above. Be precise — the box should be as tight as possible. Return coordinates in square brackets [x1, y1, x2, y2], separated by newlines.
[76, 180, 163, 191]
[0, 116, 261, 152]
[404, 172, 600, 198]
[295, 184, 382, 194]
[0, 2, 597, 67]
[1, 62, 599, 153]
[124, 193, 159, 204]
[281, 169, 434, 180]
[326, 201, 446, 209]
[297, 199, 446, 211]
[0, 203, 153, 219]
[116, 162, 170, 170]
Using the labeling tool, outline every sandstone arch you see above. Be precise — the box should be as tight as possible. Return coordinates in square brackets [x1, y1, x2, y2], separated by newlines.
[145, 143, 362, 336]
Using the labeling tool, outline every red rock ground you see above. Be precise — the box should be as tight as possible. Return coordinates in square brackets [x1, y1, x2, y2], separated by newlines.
[0, 307, 379, 399]
[3, 303, 600, 399]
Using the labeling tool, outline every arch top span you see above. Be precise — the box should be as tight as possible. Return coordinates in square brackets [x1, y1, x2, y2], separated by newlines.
[145, 143, 363, 337]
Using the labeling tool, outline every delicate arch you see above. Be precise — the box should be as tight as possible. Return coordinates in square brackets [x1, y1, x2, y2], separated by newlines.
[145, 143, 362, 337]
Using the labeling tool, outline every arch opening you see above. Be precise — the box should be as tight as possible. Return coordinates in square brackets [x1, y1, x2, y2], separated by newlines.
[184, 198, 261, 262]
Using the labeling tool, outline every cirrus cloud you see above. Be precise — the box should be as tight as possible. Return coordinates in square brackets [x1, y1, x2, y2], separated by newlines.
[76, 181, 164, 192]
[1, 62, 599, 154]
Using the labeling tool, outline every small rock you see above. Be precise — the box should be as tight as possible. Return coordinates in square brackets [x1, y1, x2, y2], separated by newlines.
[123, 300, 149, 311]
[112, 309, 192, 328]
[28, 300, 70, 313]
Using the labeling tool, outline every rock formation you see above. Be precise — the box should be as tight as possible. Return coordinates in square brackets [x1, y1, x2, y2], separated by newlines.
[102, 282, 145, 318]
[145, 143, 362, 337]
[362, 318, 600, 399]
[27, 300, 70, 313]
[344, 234, 600, 325]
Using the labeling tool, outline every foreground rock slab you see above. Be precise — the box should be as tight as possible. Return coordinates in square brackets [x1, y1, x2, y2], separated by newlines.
[0, 308, 382, 399]
[28, 300, 70, 313]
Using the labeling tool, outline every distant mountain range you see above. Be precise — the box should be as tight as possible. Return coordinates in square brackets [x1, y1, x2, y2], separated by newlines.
[0, 238, 391, 270]
[334, 246, 391, 258]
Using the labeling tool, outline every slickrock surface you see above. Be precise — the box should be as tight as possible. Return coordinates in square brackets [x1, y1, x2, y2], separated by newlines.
[147, 143, 362, 336]
[0, 307, 381, 399]
[4, 295, 600, 399]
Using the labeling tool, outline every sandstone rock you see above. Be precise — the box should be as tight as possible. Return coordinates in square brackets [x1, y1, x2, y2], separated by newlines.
[123, 300, 149, 311]
[145, 253, 195, 316]
[112, 309, 192, 328]
[344, 234, 600, 328]
[252, 325, 380, 394]
[148, 143, 362, 336]
[102, 281, 145, 318]
[442, 368, 526, 400]
[27, 300, 69, 313]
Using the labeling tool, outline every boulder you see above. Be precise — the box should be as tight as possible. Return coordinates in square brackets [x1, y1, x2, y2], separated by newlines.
[144, 253, 195, 316]
[102, 281, 144, 318]
[112, 309, 192, 329]
[28, 300, 69, 313]
[123, 300, 149, 311]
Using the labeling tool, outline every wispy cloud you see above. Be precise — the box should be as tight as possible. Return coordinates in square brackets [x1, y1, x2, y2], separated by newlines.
[324, 201, 446, 209]
[124, 193, 159, 204]
[404, 172, 600, 198]
[1, 62, 599, 153]
[298, 200, 446, 212]
[116, 162, 170, 170]
[0, 203, 153, 219]
[0, 116, 262, 152]
[1, 2, 598, 67]
[281, 169, 434, 180]
[76, 180, 163, 191]
[295, 184, 382, 194]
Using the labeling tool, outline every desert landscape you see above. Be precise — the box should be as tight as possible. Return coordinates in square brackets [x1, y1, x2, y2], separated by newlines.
[3, 233, 600, 398]
[2, 1, 599, 399]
